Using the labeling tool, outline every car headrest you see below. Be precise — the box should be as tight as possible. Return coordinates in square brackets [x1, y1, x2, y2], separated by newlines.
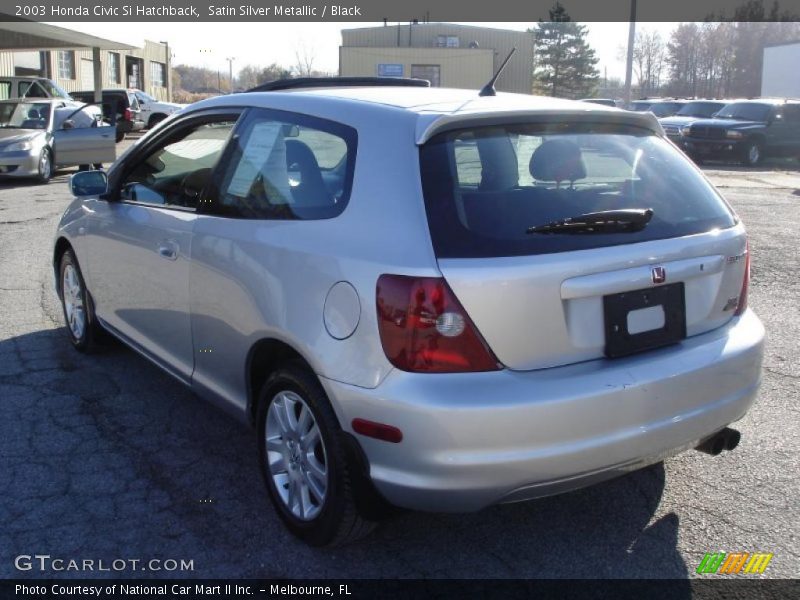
[27, 107, 42, 119]
[529, 139, 587, 184]
[477, 133, 519, 192]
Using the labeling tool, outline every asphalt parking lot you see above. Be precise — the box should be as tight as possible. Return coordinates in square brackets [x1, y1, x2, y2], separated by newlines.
[0, 141, 798, 580]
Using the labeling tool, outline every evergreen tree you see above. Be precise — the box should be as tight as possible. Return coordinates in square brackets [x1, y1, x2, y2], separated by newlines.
[531, 2, 599, 98]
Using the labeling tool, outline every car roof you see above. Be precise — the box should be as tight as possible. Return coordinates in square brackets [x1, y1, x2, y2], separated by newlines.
[725, 98, 799, 105]
[193, 86, 662, 144]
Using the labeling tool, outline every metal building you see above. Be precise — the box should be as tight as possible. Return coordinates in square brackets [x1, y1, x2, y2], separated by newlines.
[340, 23, 534, 94]
[0, 22, 172, 101]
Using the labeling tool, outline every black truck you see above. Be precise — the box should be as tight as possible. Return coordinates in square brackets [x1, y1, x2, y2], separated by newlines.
[679, 99, 800, 166]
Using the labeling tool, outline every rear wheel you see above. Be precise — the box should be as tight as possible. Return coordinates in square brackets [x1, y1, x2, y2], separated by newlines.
[257, 363, 376, 546]
[741, 140, 763, 166]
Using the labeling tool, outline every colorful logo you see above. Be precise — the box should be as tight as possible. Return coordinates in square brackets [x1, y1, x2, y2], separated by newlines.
[697, 552, 773, 575]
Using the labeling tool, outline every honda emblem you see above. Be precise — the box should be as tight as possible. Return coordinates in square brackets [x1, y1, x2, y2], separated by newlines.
[652, 266, 666, 284]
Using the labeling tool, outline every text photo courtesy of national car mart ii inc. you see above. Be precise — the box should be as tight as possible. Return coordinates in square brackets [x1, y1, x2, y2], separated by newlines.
[16, 3, 363, 18]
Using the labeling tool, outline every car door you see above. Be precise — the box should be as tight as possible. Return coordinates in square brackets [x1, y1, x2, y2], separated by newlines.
[780, 104, 800, 157]
[83, 110, 241, 381]
[51, 105, 115, 166]
[189, 107, 357, 411]
[134, 91, 152, 123]
[764, 106, 787, 155]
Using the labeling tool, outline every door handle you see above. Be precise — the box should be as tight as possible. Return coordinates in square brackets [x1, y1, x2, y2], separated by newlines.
[157, 240, 179, 260]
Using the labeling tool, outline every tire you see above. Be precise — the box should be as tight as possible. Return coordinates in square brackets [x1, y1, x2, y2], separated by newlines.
[58, 250, 103, 352]
[115, 131, 125, 143]
[37, 148, 52, 183]
[741, 140, 763, 167]
[257, 363, 376, 546]
[148, 114, 166, 129]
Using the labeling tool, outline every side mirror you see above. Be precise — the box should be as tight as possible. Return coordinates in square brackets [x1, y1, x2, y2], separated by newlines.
[61, 119, 75, 130]
[69, 170, 108, 197]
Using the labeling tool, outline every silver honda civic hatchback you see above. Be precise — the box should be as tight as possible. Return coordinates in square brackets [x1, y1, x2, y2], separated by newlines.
[53, 80, 764, 546]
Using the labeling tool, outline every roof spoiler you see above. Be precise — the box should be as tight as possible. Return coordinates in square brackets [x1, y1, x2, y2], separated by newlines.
[246, 77, 430, 93]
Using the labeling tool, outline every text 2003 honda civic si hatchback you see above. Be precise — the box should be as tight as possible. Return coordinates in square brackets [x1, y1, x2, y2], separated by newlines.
[54, 78, 764, 546]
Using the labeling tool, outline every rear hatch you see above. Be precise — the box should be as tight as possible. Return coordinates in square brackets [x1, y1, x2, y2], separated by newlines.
[419, 119, 748, 370]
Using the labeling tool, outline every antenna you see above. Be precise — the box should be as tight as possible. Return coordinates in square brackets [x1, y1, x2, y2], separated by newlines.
[479, 47, 516, 97]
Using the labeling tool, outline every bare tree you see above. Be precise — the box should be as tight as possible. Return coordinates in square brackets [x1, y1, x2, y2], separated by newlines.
[293, 41, 316, 77]
[632, 29, 665, 97]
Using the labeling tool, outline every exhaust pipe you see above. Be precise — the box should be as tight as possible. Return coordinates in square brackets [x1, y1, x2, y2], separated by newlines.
[695, 427, 741, 456]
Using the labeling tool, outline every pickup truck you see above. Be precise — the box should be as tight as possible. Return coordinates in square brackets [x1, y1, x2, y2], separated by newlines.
[680, 99, 800, 166]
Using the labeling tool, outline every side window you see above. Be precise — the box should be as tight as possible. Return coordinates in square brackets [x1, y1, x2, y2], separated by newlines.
[215, 108, 357, 220]
[783, 105, 800, 123]
[453, 133, 481, 187]
[25, 82, 48, 98]
[119, 118, 237, 209]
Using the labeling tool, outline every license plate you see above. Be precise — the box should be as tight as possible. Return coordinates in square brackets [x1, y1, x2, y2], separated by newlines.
[603, 282, 686, 358]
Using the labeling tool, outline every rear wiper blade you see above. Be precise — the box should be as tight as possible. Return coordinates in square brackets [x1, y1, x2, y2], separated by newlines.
[526, 208, 654, 234]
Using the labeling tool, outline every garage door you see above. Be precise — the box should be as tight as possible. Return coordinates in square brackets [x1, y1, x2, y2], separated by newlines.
[80, 59, 95, 90]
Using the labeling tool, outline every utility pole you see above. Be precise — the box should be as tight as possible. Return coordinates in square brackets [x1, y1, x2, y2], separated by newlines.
[623, 0, 637, 108]
[226, 57, 235, 93]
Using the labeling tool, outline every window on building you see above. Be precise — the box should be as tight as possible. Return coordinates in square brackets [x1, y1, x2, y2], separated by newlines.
[150, 61, 166, 88]
[436, 35, 460, 48]
[108, 52, 121, 84]
[58, 51, 75, 80]
[411, 64, 441, 87]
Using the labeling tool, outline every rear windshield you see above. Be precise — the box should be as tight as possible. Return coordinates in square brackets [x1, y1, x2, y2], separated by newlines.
[676, 101, 725, 118]
[715, 103, 772, 121]
[649, 102, 682, 117]
[419, 122, 737, 258]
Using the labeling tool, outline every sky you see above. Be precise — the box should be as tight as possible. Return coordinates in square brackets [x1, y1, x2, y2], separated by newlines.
[56, 21, 679, 82]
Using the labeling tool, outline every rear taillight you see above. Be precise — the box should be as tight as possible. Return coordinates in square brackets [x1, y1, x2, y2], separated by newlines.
[376, 275, 500, 373]
[734, 240, 750, 316]
[124, 108, 133, 121]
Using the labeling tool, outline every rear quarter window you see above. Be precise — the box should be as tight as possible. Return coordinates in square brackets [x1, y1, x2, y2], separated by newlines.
[212, 107, 357, 220]
[420, 122, 737, 258]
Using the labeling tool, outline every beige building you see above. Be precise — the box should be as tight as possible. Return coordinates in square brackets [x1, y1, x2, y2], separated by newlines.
[0, 26, 171, 101]
[340, 23, 534, 94]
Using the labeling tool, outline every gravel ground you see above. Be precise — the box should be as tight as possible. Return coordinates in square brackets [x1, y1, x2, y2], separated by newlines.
[0, 146, 797, 580]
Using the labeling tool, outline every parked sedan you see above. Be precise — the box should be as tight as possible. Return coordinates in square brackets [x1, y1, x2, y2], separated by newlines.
[0, 99, 115, 183]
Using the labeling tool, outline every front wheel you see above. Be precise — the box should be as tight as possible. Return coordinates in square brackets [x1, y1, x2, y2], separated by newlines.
[59, 250, 103, 352]
[257, 364, 376, 546]
[37, 148, 52, 183]
[741, 140, 763, 166]
[115, 131, 125, 143]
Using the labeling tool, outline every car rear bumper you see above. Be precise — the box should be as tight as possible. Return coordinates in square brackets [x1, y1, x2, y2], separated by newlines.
[322, 309, 764, 512]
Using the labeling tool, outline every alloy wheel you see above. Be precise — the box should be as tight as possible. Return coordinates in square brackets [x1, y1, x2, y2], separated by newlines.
[62, 264, 86, 339]
[265, 390, 328, 521]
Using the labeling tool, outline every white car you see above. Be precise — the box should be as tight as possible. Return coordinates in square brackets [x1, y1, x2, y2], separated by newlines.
[129, 89, 185, 129]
